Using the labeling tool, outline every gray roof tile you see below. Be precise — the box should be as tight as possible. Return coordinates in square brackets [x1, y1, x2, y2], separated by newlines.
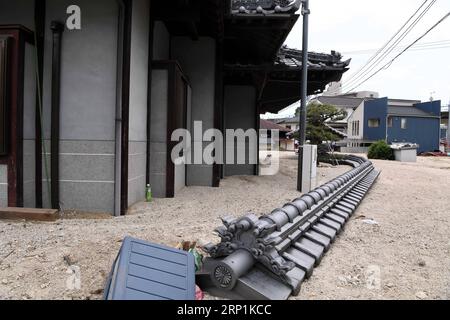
[317, 96, 364, 109]
[388, 106, 439, 118]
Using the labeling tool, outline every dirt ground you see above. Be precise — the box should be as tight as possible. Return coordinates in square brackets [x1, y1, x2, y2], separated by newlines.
[0, 153, 449, 300]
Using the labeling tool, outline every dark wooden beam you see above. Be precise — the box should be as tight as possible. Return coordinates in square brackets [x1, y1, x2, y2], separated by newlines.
[120, 0, 133, 215]
[34, 0, 45, 208]
[0, 207, 58, 222]
[213, 39, 224, 186]
[50, 21, 64, 210]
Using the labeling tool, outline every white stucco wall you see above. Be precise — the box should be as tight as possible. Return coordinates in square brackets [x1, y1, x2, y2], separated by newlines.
[347, 102, 365, 139]
[153, 21, 170, 60]
[171, 36, 216, 186]
[42, 0, 120, 212]
[128, 0, 150, 207]
[224, 85, 257, 177]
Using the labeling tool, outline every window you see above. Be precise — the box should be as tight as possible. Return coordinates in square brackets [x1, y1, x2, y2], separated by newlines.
[401, 118, 407, 129]
[387, 117, 393, 128]
[368, 118, 380, 128]
[351, 120, 360, 137]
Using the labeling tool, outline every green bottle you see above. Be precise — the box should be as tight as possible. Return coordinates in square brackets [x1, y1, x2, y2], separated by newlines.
[146, 184, 152, 202]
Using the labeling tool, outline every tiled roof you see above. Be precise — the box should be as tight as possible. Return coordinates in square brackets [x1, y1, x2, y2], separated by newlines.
[274, 117, 299, 124]
[388, 106, 440, 118]
[231, 0, 301, 15]
[276, 46, 351, 71]
[260, 119, 291, 131]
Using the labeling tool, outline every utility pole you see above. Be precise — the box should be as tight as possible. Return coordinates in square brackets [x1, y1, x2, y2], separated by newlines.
[297, 0, 310, 192]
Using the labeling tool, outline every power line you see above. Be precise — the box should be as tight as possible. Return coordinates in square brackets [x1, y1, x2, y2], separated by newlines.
[345, 12, 450, 93]
[325, 0, 437, 96]
[340, 0, 437, 92]
[342, 39, 450, 55]
[345, 0, 429, 78]
[325, 0, 431, 96]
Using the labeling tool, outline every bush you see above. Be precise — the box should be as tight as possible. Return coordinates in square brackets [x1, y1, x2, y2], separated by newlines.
[368, 141, 394, 160]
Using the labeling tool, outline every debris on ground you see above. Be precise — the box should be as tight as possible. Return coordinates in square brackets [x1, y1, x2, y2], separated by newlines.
[361, 219, 379, 225]
[415, 291, 428, 299]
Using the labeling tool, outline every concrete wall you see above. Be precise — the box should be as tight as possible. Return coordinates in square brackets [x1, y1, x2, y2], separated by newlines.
[388, 117, 440, 153]
[0, 0, 35, 31]
[23, 43, 36, 207]
[128, 0, 150, 207]
[153, 21, 170, 60]
[42, 0, 119, 213]
[171, 37, 216, 186]
[224, 85, 257, 176]
[148, 21, 171, 198]
[149, 69, 168, 198]
[363, 98, 388, 141]
[0, 165, 6, 207]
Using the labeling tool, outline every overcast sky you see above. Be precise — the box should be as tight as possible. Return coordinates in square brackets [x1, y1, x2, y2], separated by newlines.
[270, 0, 450, 117]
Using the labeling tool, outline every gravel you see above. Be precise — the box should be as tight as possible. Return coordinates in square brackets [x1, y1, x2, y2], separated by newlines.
[0, 153, 449, 300]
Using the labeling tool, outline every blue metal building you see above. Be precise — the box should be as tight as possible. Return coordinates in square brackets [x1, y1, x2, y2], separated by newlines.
[347, 98, 441, 153]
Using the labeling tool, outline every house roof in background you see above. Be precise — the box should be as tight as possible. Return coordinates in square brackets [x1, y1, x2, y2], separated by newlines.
[260, 119, 292, 131]
[276, 46, 351, 71]
[231, 0, 301, 15]
[388, 98, 422, 106]
[388, 106, 440, 118]
[271, 117, 299, 124]
[317, 96, 364, 109]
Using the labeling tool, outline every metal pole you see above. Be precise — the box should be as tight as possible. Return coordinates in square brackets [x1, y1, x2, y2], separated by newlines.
[297, 0, 310, 192]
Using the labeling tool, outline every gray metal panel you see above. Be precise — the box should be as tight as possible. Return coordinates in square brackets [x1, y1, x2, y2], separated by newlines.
[105, 237, 196, 300]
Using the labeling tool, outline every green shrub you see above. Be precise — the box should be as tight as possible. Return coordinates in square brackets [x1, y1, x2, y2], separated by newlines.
[317, 144, 345, 165]
[368, 140, 394, 160]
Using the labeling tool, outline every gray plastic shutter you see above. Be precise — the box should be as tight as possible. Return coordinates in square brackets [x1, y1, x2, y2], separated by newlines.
[104, 237, 196, 300]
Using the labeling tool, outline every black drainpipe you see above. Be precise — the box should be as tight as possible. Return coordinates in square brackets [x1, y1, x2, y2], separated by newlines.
[120, 0, 132, 215]
[50, 21, 64, 210]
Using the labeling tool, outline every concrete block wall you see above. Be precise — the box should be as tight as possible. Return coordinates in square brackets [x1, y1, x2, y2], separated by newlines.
[0, 165, 7, 207]
[128, 0, 150, 207]
[153, 21, 170, 60]
[23, 43, 36, 207]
